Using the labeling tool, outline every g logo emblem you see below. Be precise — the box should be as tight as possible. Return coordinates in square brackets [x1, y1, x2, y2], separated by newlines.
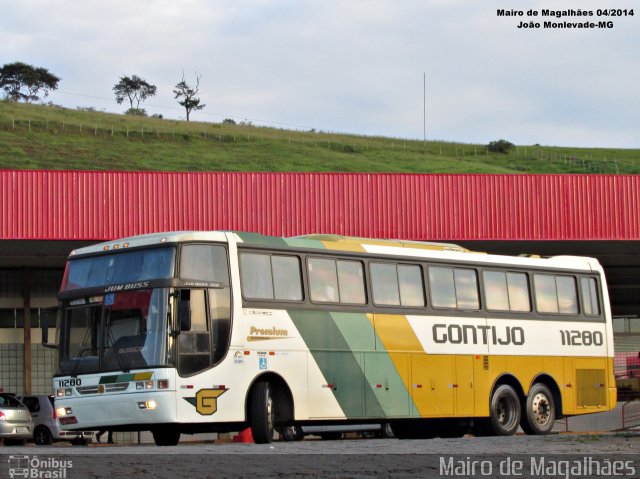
[196, 389, 227, 415]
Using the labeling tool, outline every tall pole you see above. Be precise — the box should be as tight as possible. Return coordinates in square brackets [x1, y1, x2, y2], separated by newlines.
[423, 72, 427, 169]
[22, 268, 32, 395]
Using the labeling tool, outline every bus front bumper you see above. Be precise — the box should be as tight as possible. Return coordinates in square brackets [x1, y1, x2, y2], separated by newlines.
[55, 391, 176, 431]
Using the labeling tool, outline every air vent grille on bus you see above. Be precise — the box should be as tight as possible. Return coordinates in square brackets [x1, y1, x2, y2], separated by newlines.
[76, 383, 130, 395]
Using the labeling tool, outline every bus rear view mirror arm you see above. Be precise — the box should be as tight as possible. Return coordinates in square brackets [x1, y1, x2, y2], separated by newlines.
[41, 310, 59, 349]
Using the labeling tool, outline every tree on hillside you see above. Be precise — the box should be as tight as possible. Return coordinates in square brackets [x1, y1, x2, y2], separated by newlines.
[113, 75, 157, 113]
[173, 72, 205, 121]
[487, 139, 515, 154]
[0, 62, 60, 103]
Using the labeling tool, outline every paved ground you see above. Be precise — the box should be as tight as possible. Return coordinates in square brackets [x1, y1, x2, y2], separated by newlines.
[1, 433, 639, 478]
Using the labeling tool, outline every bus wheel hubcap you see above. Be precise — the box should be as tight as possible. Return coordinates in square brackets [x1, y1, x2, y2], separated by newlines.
[532, 393, 550, 425]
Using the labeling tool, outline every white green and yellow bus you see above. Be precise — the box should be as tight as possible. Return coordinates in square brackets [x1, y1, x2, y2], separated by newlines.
[45, 231, 616, 444]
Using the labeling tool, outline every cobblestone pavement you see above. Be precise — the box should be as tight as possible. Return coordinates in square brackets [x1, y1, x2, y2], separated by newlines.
[1, 433, 639, 478]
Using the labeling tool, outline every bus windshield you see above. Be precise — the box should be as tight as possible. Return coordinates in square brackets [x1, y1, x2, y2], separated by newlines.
[58, 288, 170, 375]
[62, 247, 175, 292]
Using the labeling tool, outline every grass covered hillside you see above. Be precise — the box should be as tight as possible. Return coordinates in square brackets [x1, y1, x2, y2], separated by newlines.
[1, 101, 639, 173]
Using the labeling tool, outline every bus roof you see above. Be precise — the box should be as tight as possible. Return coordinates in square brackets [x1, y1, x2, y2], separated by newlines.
[292, 234, 470, 252]
[68, 230, 602, 273]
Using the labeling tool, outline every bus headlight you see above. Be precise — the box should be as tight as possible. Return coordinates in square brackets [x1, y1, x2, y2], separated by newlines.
[138, 400, 157, 410]
[56, 388, 72, 397]
[136, 380, 155, 390]
[57, 407, 72, 417]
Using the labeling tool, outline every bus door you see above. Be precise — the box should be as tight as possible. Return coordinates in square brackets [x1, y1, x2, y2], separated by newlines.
[173, 287, 232, 421]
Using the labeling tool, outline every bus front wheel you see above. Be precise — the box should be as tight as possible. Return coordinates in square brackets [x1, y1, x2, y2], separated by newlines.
[488, 384, 521, 436]
[521, 383, 555, 435]
[250, 381, 275, 444]
[152, 427, 181, 446]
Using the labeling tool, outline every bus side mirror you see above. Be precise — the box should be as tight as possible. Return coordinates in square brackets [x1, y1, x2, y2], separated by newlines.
[41, 307, 59, 350]
[178, 299, 192, 332]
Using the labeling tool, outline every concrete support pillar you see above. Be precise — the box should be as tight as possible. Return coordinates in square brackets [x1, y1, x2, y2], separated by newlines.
[22, 268, 32, 395]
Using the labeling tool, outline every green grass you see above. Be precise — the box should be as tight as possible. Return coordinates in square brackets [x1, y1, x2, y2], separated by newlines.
[1, 101, 639, 173]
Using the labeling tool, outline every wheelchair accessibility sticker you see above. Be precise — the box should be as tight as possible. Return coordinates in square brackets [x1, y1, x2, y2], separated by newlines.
[258, 352, 268, 370]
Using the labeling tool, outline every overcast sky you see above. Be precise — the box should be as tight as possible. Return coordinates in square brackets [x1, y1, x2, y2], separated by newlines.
[1, 0, 638, 147]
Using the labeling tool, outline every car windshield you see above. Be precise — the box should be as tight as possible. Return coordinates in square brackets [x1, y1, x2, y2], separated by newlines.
[58, 288, 170, 375]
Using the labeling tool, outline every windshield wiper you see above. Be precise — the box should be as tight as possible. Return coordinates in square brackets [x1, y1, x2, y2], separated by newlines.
[71, 327, 93, 378]
[105, 316, 128, 373]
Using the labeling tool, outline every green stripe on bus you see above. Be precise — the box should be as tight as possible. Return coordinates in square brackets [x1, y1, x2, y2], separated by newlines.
[234, 232, 291, 248]
[288, 310, 418, 419]
[236, 231, 328, 251]
[99, 373, 133, 384]
[283, 238, 327, 250]
[331, 312, 419, 418]
[288, 310, 379, 418]
[329, 312, 384, 417]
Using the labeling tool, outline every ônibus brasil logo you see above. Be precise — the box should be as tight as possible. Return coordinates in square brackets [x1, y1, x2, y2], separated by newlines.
[7, 455, 73, 478]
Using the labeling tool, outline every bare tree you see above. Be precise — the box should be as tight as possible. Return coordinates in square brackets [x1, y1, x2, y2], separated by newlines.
[173, 72, 205, 121]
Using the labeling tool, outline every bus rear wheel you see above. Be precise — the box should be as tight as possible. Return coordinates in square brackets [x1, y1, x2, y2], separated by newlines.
[488, 384, 521, 436]
[521, 383, 555, 435]
[250, 381, 276, 444]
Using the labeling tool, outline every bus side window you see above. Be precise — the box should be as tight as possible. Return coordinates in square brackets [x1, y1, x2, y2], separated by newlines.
[181, 244, 229, 283]
[371, 263, 424, 307]
[429, 266, 479, 310]
[337, 260, 366, 304]
[483, 271, 531, 312]
[455, 269, 480, 309]
[507, 272, 531, 312]
[556, 276, 578, 314]
[177, 289, 211, 376]
[429, 267, 456, 308]
[581, 277, 600, 316]
[534, 274, 578, 314]
[484, 271, 510, 310]
[398, 265, 425, 307]
[272, 256, 303, 301]
[309, 258, 366, 304]
[371, 263, 400, 306]
[534, 274, 558, 313]
[308, 258, 339, 303]
[188, 289, 208, 331]
[240, 253, 274, 300]
[240, 253, 303, 301]
[209, 288, 231, 364]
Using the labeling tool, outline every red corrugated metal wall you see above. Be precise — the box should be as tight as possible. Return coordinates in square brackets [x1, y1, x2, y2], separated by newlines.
[1, 171, 639, 241]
